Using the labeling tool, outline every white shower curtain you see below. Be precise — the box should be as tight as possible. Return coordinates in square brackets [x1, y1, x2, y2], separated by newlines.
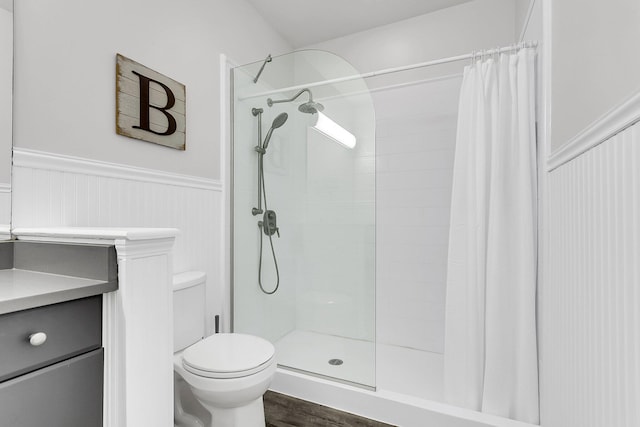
[444, 47, 539, 424]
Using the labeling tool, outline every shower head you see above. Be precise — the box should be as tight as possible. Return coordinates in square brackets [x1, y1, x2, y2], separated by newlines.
[263, 112, 288, 151]
[298, 100, 324, 114]
[271, 112, 288, 129]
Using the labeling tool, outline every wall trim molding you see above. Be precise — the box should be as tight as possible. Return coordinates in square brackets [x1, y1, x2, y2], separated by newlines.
[547, 88, 640, 171]
[12, 147, 223, 191]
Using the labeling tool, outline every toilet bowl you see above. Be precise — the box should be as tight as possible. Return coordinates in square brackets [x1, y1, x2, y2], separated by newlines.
[173, 272, 276, 427]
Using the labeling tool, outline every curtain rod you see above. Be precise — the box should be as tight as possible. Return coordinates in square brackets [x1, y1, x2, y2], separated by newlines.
[238, 41, 537, 101]
[317, 72, 463, 104]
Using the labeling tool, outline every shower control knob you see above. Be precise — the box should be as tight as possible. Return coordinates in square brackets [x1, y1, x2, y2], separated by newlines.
[262, 210, 279, 237]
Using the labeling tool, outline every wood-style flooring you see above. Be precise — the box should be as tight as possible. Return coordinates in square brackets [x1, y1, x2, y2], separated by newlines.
[264, 391, 396, 427]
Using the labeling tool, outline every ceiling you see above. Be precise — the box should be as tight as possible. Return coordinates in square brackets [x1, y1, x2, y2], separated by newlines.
[245, 0, 475, 48]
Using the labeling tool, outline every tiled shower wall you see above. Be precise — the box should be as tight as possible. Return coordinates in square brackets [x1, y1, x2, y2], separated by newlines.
[295, 89, 377, 343]
[373, 76, 461, 353]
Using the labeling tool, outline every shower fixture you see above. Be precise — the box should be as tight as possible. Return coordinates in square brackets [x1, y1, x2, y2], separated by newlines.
[262, 111, 288, 151]
[267, 88, 356, 149]
[251, 107, 287, 295]
[267, 88, 324, 114]
[251, 109, 288, 216]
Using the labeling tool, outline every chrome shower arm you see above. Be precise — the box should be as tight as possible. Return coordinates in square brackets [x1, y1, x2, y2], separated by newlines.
[267, 88, 313, 107]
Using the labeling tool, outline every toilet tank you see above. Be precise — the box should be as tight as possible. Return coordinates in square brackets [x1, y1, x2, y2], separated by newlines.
[173, 271, 206, 352]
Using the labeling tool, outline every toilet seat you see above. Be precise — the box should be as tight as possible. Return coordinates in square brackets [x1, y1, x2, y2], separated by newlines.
[182, 333, 276, 379]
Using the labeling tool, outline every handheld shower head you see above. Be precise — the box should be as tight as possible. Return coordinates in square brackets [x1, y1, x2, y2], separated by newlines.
[271, 112, 288, 129]
[263, 112, 288, 151]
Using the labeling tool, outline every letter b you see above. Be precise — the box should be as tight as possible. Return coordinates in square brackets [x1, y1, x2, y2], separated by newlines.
[131, 70, 177, 136]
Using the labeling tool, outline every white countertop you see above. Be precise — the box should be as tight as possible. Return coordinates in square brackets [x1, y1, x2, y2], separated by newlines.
[12, 226, 180, 241]
[0, 269, 117, 314]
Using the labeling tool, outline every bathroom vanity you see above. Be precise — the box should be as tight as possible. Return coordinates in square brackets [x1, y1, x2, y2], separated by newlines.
[0, 240, 117, 426]
[3, 227, 179, 427]
[0, 297, 105, 426]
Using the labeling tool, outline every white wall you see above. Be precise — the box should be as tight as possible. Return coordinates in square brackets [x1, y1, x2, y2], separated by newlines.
[307, 0, 516, 79]
[550, 0, 640, 152]
[515, 0, 533, 40]
[13, 0, 291, 180]
[517, 0, 541, 42]
[0, 7, 10, 185]
[0, 7, 12, 231]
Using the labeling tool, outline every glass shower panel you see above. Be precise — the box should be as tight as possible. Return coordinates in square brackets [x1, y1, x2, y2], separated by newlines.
[232, 50, 376, 388]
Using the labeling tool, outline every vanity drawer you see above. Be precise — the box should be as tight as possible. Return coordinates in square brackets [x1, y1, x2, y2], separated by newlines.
[0, 295, 102, 382]
[0, 348, 103, 427]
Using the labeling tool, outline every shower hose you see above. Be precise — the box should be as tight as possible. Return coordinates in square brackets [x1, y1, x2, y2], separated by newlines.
[257, 153, 280, 295]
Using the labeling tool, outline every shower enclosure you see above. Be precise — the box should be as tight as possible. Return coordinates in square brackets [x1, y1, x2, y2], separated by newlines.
[231, 50, 376, 388]
[230, 42, 538, 426]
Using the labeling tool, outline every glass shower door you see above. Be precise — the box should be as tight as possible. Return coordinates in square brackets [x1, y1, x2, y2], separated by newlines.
[232, 50, 376, 388]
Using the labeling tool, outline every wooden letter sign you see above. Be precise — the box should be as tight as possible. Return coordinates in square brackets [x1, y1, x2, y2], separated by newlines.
[116, 54, 186, 150]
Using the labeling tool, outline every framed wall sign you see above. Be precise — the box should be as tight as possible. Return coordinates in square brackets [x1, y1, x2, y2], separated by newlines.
[116, 54, 186, 150]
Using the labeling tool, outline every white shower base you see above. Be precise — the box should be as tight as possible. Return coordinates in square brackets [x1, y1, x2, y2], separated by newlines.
[275, 330, 375, 387]
[377, 342, 444, 401]
[271, 330, 535, 427]
[275, 329, 444, 398]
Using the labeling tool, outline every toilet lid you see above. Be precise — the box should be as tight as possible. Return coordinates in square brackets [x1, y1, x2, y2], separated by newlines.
[182, 333, 276, 379]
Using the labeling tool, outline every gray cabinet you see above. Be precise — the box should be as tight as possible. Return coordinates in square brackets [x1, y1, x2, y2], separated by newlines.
[0, 296, 104, 426]
[0, 349, 103, 427]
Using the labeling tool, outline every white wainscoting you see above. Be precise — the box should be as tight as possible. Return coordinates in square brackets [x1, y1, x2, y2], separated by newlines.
[11, 147, 225, 334]
[543, 122, 640, 427]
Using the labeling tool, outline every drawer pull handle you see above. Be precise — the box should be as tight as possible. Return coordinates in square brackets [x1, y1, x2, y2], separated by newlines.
[29, 332, 47, 346]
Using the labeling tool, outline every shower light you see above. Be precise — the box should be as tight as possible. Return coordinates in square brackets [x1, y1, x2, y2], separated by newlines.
[311, 112, 356, 149]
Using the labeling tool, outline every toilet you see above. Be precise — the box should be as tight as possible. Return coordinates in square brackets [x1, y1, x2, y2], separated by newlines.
[173, 271, 276, 427]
